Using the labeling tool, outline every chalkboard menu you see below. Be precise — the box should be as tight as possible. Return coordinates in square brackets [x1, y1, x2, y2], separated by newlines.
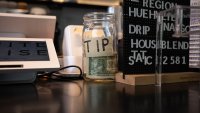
[123, 0, 190, 74]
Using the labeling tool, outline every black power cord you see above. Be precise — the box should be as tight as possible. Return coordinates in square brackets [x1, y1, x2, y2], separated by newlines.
[37, 65, 83, 80]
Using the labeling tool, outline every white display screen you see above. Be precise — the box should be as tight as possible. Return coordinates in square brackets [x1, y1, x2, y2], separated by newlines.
[0, 41, 49, 61]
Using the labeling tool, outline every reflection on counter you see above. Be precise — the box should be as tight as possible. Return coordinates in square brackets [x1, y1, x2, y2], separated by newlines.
[0, 84, 60, 113]
[116, 83, 189, 113]
[0, 81, 200, 113]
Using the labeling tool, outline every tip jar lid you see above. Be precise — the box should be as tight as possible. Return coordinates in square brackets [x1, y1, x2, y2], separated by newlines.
[83, 12, 115, 22]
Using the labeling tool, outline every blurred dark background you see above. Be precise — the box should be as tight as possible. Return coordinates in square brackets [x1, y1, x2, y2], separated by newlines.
[0, 0, 121, 55]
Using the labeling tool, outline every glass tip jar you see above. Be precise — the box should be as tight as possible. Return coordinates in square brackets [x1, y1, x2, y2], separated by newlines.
[83, 12, 118, 81]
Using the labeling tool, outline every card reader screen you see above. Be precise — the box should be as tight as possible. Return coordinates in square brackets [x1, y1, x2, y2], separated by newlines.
[0, 41, 49, 61]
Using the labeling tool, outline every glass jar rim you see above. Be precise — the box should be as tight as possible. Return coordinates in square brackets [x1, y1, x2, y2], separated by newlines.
[83, 12, 115, 22]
